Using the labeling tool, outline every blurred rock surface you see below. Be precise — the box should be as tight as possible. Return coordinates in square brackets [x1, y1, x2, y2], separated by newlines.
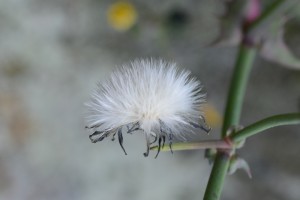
[0, 0, 299, 200]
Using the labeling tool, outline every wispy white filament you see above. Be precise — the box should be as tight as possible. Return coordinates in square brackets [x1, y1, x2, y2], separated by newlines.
[85, 59, 207, 156]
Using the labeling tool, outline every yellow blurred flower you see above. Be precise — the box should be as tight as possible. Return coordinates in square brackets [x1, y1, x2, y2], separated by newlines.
[107, 1, 137, 31]
[203, 104, 222, 128]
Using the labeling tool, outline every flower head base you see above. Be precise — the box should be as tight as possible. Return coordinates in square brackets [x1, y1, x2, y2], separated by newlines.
[85, 59, 209, 157]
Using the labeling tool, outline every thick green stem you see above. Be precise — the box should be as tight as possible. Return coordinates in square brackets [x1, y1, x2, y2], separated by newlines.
[203, 1, 294, 199]
[203, 153, 230, 200]
[222, 45, 256, 137]
[204, 44, 256, 200]
[231, 113, 300, 143]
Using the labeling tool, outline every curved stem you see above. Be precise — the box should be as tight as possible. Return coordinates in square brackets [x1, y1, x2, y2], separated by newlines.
[231, 113, 300, 143]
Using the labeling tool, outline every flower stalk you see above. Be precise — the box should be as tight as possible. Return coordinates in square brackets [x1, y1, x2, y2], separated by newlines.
[150, 140, 232, 152]
[150, 112, 300, 153]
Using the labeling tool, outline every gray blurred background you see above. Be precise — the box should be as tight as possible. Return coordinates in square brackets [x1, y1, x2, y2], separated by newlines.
[0, 0, 299, 200]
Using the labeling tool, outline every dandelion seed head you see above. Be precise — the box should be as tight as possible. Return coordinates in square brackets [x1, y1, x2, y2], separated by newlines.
[85, 59, 207, 156]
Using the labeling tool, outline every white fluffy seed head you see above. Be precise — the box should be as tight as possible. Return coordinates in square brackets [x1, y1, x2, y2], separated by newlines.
[85, 59, 207, 155]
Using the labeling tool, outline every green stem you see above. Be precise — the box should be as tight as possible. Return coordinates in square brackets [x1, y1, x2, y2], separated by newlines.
[231, 113, 300, 143]
[204, 44, 256, 200]
[222, 45, 256, 137]
[150, 140, 232, 152]
[203, 152, 230, 200]
[203, 1, 294, 199]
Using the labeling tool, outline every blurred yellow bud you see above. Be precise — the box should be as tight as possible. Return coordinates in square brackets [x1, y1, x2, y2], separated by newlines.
[107, 1, 137, 31]
[203, 104, 222, 128]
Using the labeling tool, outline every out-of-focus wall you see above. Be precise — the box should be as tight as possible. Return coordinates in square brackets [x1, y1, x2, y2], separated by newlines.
[0, 0, 299, 200]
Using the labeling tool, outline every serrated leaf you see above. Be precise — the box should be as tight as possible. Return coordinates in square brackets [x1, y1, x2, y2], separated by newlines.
[260, 18, 300, 70]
